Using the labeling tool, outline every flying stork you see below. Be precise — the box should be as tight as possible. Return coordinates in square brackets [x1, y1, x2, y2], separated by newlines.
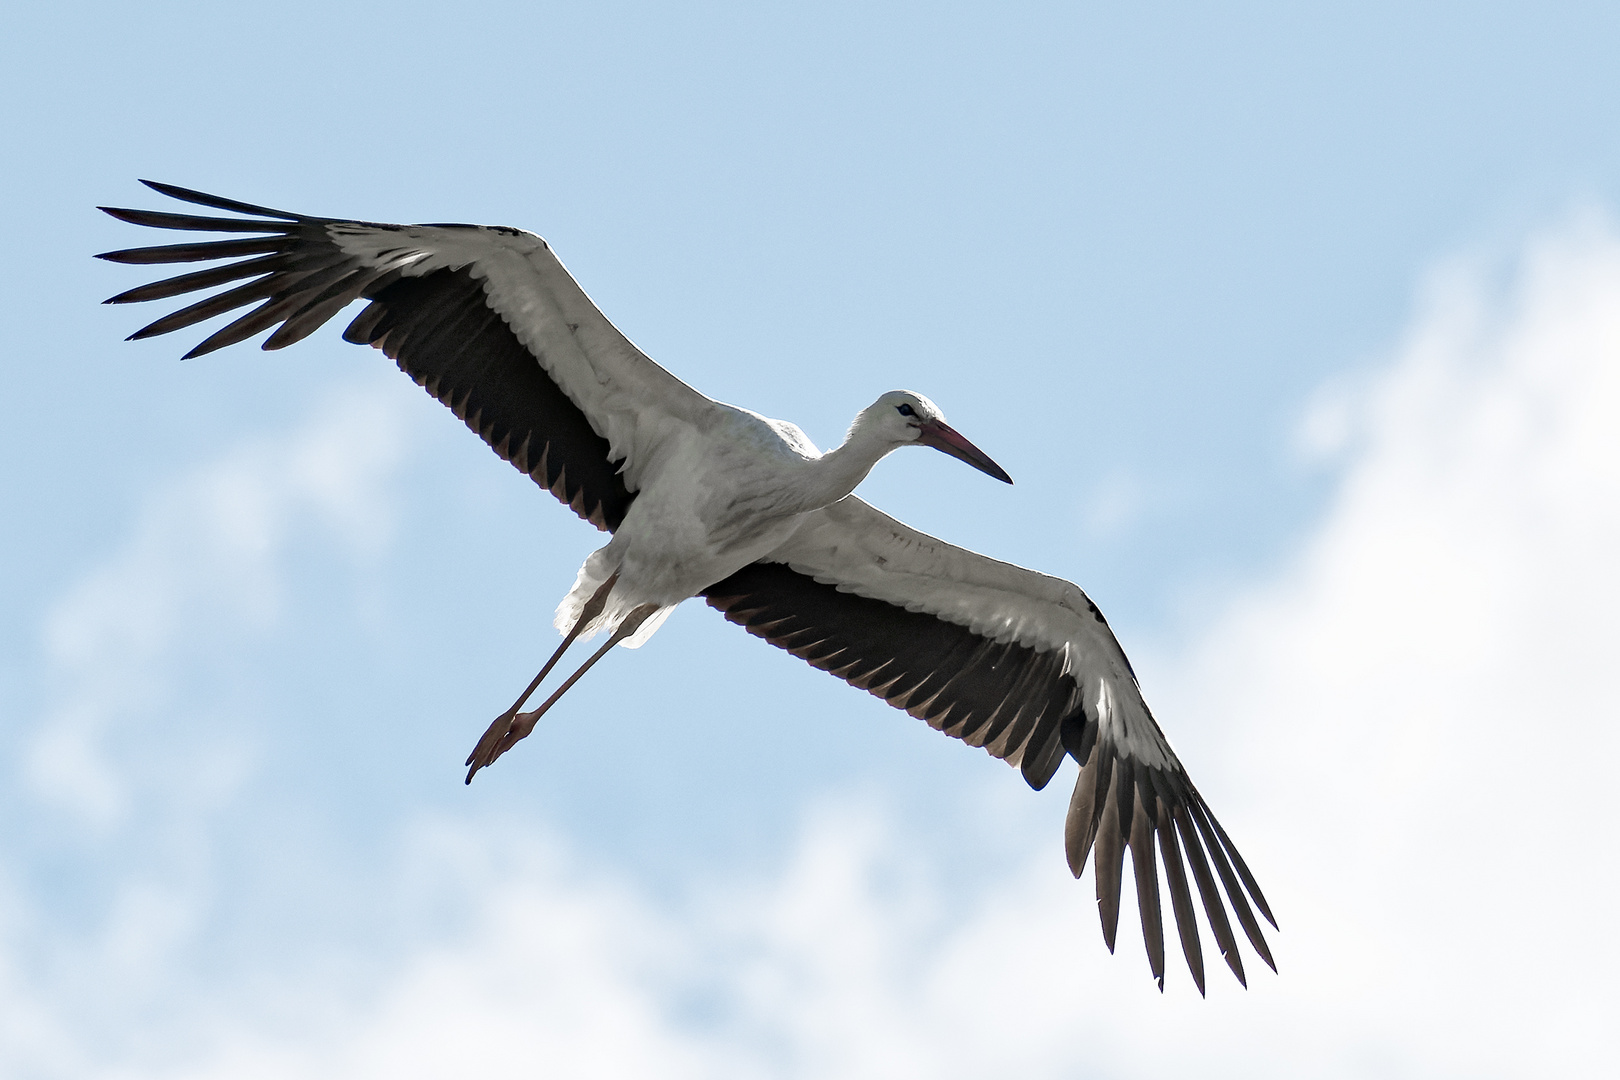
[98, 181, 1275, 993]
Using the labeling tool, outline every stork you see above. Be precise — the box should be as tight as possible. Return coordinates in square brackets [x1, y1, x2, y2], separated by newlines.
[98, 181, 1275, 993]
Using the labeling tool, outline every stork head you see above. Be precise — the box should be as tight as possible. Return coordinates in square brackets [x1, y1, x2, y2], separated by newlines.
[861, 390, 1013, 484]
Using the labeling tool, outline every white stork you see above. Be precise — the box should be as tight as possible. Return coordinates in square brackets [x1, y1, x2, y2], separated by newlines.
[98, 181, 1275, 993]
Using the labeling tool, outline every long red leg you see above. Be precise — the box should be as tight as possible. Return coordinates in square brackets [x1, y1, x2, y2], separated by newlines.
[463, 574, 618, 781]
[464, 600, 660, 784]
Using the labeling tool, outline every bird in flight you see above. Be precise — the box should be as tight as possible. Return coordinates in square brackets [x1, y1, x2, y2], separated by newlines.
[98, 181, 1275, 993]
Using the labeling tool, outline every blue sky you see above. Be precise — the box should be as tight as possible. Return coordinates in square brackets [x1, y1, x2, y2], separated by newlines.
[4, 3, 1619, 1076]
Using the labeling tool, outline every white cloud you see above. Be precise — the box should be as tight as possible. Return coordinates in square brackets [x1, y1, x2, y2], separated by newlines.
[26, 379, 411, 830]
[8, 212, 1620, 1078]
[1162, 210, 1620, 1076]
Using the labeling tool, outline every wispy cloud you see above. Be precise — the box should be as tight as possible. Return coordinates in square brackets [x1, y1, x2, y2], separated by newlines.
[27, 380, 410, 830]
[1080, 467, 1149, 538]
[4, 376, 417, 1079]
[1157, 208, 1620, 1075]
[8, 212, 1620, 1078]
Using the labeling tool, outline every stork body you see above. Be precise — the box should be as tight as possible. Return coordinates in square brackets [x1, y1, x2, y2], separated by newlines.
[559, 393, 966, 647]
[98, 182, 1274, 994]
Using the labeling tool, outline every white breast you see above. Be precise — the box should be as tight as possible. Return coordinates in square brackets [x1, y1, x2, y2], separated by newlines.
[558, 406, 823, 643]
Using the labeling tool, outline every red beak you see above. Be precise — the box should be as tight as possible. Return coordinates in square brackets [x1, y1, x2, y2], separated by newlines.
[917, 420, 1013, 484]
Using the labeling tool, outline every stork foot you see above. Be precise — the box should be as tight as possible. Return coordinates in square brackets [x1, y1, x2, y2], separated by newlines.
[464, 708, 537, 782]
[464, 574, 621, 785]
[462, 601, 660, 785]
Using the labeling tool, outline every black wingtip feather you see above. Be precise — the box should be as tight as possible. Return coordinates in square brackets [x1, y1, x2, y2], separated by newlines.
[1128, 786, 1165, 989]
[94, 236, 290, 265]
[102, 255, 286, 306]
[1093, 758, 1126, 952]
[1156, 800, 1206, 996]
[138, 179, 303, 220]
[1173, 805, 1245, 987]
[98, 205, 295, 234]
[1188, 801, 1276, 974]
[1204, 805, 1279, 930]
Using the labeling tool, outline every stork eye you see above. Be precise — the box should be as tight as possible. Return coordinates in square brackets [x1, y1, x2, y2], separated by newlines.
[896, 403, 915, 417]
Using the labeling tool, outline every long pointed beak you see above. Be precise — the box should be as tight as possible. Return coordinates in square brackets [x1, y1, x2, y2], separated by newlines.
[917, 420, 1014, 484]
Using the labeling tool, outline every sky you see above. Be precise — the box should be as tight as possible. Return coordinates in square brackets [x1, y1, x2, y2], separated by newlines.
[3, 2, 1619, 1077]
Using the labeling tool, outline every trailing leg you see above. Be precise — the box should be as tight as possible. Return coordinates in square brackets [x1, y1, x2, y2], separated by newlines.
[463, 599, 660, 784]
[463, 574, 618, 782]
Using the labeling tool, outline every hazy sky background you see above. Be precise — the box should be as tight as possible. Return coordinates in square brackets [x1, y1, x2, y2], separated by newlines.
[3, 2, 1619, 1077]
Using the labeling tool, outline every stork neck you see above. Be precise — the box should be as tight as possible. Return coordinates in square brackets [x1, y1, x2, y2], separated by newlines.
[794, 428, 895, 512]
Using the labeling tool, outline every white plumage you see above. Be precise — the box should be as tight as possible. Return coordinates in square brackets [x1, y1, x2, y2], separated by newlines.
[99, 181, 1274, 993]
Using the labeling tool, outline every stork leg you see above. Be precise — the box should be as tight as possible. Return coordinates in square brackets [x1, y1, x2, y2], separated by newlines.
[464, 601, 661, 784]
[463, 573, 618, 782]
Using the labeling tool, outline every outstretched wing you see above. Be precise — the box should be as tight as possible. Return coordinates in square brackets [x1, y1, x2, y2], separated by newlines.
[701, 496, 1275, 993]
[98, 180, 725, 530]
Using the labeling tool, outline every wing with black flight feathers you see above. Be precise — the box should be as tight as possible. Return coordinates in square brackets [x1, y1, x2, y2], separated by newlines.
[98, 180, 654, 530]
[702, 496, 1277, 993]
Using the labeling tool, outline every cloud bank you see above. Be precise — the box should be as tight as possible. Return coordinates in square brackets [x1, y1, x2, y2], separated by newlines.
[7, 214, 1620, 1078]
